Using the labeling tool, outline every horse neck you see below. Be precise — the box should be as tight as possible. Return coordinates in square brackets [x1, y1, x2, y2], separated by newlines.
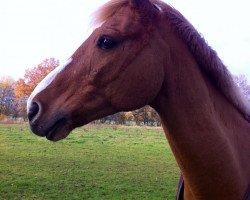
[151, 26, 250, 199]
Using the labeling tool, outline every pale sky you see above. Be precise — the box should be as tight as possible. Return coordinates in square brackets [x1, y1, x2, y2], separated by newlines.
[0, 0, 250, 82]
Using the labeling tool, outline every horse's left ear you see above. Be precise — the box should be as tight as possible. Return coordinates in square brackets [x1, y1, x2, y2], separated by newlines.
[129, 0, 152, 9]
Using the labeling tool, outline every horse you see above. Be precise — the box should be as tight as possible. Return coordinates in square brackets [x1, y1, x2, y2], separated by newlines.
[27, 0, 250, 199]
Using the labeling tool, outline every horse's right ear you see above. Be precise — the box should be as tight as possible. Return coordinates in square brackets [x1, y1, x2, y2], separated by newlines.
[129, 0, 152, 9]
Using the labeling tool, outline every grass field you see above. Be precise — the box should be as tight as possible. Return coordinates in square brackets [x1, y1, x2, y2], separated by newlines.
[0, 124, 180, 200]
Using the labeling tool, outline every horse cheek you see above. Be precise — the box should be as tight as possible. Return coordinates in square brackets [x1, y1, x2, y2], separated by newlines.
[108, 55, 163, 111]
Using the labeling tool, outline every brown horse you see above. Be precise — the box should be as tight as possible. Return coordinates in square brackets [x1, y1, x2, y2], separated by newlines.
[27, 0, 250, 199]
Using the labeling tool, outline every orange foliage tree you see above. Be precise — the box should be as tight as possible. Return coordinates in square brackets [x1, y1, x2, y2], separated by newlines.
[15, 58, 59, 118]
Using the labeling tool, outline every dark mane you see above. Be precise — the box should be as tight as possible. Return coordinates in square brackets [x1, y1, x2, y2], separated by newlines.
[92, 0, 250, 119]
[157, 2, 250, 119]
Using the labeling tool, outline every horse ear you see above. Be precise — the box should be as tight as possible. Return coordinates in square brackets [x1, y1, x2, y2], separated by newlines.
[129, 0, 152, 9]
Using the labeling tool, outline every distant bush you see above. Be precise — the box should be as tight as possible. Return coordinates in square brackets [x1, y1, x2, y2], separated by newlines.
[0, 113, 8, 121]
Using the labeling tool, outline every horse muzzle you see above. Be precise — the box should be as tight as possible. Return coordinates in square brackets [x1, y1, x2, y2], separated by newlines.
[28, 102, 72, 141]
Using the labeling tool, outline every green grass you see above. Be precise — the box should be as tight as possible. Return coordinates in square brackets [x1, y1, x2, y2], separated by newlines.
[0, 124, 180, 200]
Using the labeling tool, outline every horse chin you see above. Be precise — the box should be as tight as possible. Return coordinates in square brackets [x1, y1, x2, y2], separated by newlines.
[29, 115, 72, 142]
[45, 127, 71, 141]
[45, 118, 72, 141]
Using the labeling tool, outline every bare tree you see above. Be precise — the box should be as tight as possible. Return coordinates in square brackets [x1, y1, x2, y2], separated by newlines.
[0, 76, 17, 117]
[233, 74, 250, 101]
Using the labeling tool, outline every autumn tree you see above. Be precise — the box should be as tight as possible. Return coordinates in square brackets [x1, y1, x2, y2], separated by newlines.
[0, 77, 18, 118]
[132, 106, 160, 125]
[111, 112, 126, 124]
[15, 58, 59, 98]
[15, 58, 59, 119]
[124, 111, 135, 121]
[233, 74, 250, 101]
[96, 112, 126, 125]
[96, 106, 161, 126]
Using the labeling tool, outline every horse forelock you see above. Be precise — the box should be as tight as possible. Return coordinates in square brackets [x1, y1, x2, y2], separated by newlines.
[91, 0, 128, 28]
[91, 0, 164, 28]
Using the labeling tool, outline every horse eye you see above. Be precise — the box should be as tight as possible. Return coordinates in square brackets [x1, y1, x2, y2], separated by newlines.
[97, 36, 118, 50]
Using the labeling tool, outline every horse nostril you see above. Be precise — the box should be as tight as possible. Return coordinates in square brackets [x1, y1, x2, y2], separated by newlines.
[28, 102, 40, 122]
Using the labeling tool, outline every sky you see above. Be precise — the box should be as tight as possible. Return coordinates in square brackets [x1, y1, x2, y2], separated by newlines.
[0, 0, 250, 82]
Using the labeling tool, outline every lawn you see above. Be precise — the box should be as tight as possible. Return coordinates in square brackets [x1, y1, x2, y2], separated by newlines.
[0, 124, 180, 200]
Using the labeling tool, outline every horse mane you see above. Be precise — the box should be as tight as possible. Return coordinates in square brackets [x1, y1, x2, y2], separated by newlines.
[157, 2, 250, 120]
[92, 0, 250, 120]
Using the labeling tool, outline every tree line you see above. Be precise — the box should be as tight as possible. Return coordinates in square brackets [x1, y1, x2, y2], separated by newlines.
[0, 58, 250, 126]
[0, 58, 59, 121]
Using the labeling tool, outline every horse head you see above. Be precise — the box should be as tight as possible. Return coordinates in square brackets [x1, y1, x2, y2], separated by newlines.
[27, 0, 166, 141]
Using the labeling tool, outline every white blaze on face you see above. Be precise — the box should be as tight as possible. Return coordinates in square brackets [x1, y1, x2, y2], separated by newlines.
[27, 58, 73, 112]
